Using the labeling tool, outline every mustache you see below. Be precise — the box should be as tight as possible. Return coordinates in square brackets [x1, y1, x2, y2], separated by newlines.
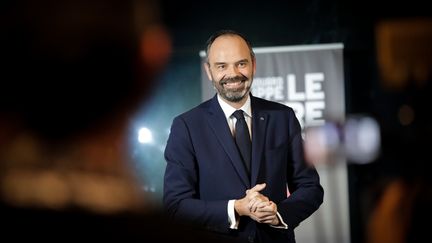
[219, 75, 248, 85]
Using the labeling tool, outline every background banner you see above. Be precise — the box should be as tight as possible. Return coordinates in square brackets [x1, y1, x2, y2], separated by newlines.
[201, 43, 350, 243]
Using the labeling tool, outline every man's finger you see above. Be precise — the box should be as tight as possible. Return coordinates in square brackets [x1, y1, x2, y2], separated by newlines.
[248, 183, 266, 193]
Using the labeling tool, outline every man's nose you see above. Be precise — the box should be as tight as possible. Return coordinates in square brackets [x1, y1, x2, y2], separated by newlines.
[227, 64, 240, 76]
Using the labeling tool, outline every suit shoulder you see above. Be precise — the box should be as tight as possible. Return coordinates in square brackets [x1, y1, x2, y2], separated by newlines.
[172, 98, 212, 121]
[252, 96, 295, 112]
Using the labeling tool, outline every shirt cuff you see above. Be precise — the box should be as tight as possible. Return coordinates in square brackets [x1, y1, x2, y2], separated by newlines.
[228, 200, 239, 229]
[270, 212, 288, 229]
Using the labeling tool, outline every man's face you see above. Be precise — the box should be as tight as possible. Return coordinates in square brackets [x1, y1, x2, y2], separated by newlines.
[205, 35, 256, 103]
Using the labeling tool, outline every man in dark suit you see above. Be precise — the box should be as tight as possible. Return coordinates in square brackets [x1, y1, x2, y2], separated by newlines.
[163, 30, 324, 243]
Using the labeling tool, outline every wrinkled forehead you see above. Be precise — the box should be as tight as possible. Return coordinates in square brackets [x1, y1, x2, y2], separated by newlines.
[207, 35, 252, 63]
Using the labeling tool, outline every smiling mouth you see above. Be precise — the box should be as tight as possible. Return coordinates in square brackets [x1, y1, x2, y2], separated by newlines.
[223, 80, 244, 89]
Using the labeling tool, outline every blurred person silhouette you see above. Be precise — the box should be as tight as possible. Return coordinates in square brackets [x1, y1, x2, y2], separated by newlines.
[163, 30, 324, 243]
[366, 85, 432, 243]
[365, 19, 432, 243]
[0, 1, 230, 242]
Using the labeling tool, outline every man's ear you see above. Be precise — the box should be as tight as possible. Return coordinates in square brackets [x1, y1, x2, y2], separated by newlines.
[204, 62, 213, 81]
[252, 57, 257, 76]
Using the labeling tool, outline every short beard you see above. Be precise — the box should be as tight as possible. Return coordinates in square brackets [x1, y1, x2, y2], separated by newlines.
[213, 75, 251, 103]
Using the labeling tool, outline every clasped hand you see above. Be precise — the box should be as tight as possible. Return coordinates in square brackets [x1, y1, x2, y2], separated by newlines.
[234, 183, 279, 225]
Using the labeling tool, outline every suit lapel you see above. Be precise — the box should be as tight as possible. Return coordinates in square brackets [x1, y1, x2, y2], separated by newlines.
[251, 96, 268, 186]
[205, 95, 250, 188]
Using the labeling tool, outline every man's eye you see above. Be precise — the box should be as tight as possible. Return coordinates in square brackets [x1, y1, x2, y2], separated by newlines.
[217, 65, 225, 69]
[238, 62, 246, 68]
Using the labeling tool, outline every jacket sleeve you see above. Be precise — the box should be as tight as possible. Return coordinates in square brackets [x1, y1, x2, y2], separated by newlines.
[277, 108, 324, 229]
[163, 116, 231, 233]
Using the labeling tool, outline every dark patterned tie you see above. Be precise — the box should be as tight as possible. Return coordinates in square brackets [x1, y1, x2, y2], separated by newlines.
[232, 110, 251, 174]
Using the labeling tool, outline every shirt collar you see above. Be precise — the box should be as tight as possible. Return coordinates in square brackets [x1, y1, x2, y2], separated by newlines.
[217, 94, 252, 120]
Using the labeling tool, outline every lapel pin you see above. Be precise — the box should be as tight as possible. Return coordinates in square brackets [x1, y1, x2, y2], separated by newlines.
[260, 117, 265, 121]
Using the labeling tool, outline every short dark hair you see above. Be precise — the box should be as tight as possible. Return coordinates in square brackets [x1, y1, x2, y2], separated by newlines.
[205, 30, 255, 63]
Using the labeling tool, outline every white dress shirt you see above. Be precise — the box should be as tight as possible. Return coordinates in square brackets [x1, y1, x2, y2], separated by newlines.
[217, 95, 288, 230]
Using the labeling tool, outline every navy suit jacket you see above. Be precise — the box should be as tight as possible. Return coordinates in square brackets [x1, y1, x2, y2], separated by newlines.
[163, 94, 323, 243]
